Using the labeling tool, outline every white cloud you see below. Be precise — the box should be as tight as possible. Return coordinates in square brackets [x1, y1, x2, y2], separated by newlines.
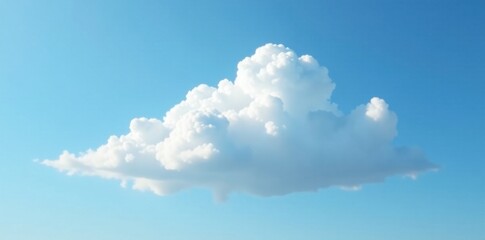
[43, 43, 436, 199]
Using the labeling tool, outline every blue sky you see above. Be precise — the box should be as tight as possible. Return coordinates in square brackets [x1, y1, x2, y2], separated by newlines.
[1, 0, 484, 239]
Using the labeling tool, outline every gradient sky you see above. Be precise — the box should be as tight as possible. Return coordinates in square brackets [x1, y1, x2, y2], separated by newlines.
[1, 1, 484, 239]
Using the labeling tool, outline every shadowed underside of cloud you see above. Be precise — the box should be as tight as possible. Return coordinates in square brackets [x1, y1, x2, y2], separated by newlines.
[43, 44, 436, 199]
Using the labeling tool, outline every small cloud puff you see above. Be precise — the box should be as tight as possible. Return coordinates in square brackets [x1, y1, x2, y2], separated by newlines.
[43, 44, 436, 199]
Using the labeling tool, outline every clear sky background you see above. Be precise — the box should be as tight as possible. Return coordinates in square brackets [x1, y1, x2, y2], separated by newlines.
[0, 0, 484, 239]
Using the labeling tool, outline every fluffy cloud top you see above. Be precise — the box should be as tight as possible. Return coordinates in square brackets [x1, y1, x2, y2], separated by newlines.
[43, 44, 436, 199]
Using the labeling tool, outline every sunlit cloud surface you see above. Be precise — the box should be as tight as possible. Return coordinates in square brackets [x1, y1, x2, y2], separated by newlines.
[43, 44, 436, 199]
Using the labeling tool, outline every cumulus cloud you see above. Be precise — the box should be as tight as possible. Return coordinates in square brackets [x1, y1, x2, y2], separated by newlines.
[43, 44, 436, 199]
